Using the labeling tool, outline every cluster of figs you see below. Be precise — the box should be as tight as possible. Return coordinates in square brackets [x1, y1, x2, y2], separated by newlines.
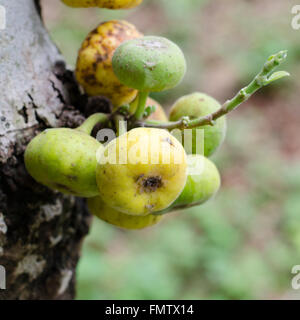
[25, 0, 229, 229]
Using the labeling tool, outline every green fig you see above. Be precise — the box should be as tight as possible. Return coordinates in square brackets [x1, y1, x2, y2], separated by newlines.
[112, 36, 186, 93]
[172, 154, 221, 209]
[156, 154, 221, 215]
[24, 114, 106, 198]
[169, 92, 227, 157]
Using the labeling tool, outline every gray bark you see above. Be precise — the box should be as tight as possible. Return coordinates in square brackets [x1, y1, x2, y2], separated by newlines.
[0, 0, 92, 299]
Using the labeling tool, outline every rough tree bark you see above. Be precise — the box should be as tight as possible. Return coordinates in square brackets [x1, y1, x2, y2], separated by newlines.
[0, 0, 94, 299]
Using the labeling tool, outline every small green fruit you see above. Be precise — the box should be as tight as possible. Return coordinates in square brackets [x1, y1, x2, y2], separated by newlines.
[112, 36, 186, 92]
[169, 92, 227, 157]
[24, 128, 103, 197]
[172, 155, 221, 209]
[156, 154, 221, 214]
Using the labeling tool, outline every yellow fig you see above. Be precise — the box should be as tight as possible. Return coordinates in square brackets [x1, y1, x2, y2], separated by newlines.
[76, 20, 143, 107]
[96, 128, 188, 216]
[62, 0, 143, 9]
[88, 196, 163, 230]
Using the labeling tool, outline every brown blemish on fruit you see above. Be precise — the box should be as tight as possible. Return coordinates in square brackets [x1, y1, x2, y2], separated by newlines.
[144, 61, 156, 71]
[66, 175, 78, 182]
[75, 20, 142, 105]
[136, 175, 163, 194]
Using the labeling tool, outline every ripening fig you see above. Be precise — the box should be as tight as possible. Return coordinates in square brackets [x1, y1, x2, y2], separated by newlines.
[156, 155, 221, 215]
[130, 97, 168, 121]
[88, 196, 163, 230]
[24, 114, 106, 198]
[172, 155, 221, 209]
[61, 0, 143, 9]
[112, 36, 186, 93]
[76, 20, 143, 107]
[169, 92, 227, 157]
[96, 128, 187, 216]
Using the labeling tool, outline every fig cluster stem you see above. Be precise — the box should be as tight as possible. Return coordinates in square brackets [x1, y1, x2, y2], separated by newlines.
[135, 50, 289, 130]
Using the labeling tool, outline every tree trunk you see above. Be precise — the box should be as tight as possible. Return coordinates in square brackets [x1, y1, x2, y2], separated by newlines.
[0, 0, 92, 299]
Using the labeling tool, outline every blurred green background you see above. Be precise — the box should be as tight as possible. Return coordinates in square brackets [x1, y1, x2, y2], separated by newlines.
[42, 0, 300, 299]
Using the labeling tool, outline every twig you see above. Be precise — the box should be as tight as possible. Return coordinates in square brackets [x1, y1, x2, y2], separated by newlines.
[135, 50, 289, 130]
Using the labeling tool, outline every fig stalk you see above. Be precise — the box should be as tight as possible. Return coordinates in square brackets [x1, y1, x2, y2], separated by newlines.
[133, 91, 149, 121]
[77, 112, 109, 135]
[137, 50, 289, 130]
[114, 114, 126, 137]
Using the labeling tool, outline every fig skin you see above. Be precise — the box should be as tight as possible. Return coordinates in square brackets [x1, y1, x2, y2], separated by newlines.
[88, 196, 163, 230]
[76, 20, 143, 107]
[61, 0, 143, 9]
[96, 128, 188, 216]
[172, 155, 221, 209]
[169, 92, 227, 157]
[156, 155, 221, 215]
[112, 36, 186, 92]
[24, 128, 104, 198]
